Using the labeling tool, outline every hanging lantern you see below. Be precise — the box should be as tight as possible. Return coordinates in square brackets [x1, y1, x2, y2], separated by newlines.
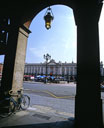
[44, 7, 54, 30]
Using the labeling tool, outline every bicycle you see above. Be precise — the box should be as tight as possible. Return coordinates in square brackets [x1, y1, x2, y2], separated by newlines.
[0, 89, 30, 118]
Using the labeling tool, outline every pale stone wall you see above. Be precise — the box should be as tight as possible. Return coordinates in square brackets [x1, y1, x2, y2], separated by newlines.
[12, 27, 29, 92]
[24, 61, 104, 78]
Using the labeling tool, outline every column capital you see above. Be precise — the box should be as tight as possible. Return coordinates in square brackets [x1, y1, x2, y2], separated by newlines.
[73, 3, 103, 26]
[19, 25, 31, 38]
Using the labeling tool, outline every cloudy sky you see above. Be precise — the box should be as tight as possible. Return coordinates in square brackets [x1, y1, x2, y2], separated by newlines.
[26, 5, 104, 63]
[0, 5, 104, 64]
[25, 5, 77, 63]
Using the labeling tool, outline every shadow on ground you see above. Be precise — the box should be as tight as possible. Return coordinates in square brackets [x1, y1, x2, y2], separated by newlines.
[1, 119, 74, 128]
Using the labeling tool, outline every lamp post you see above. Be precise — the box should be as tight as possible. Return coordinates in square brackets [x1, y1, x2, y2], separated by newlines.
[44, 6, 54, 30]
[43, 53, 51, 83]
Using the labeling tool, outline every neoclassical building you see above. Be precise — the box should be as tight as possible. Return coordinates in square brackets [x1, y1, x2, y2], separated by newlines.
[0, 63, 3, 75]
[24, 59, 104, 81]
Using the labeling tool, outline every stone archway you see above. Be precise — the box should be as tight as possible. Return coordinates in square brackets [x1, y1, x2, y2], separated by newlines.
[0, 1, 103, 128]
[1, 1, 74, 95]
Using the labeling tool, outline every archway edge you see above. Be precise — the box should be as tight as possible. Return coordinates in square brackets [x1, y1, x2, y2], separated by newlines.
[23, 1, 74, 28]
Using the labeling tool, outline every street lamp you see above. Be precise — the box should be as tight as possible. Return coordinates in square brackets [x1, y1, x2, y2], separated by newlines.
[43, 53, 51, 83]
[44, 6, 54, 30]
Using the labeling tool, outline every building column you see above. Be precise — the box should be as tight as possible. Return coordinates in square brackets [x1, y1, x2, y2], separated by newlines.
[1, 21, 31, 95]
[59, 67, 61, 76]
[57, 66, 59, 76]
[73, 3, 103, 128]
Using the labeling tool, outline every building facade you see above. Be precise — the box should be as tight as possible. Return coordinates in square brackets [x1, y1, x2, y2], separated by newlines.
[0, 63, 3, 75]
[24, 59, 104, 81]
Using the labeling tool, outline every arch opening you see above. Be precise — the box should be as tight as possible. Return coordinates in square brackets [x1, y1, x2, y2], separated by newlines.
[23, 4, 77, 124]
[99, 4, 104, 123]
[0, 55, 4, 85]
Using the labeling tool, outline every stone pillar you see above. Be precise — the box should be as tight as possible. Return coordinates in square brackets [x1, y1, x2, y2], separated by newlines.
[48, 66, 50, 75]
[43, 67, 45, 74]
[1, 21, 31, 94]
[47, 67, 49, 75]
[73, 3, 103, 128]
[53, 67, 55, 75]
[57, 66, 59, 75]
[12, 26, 31, 92]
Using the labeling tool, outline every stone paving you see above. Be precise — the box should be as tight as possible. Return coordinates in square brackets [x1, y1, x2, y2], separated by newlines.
[0, 82, 75, 128]
[0, 82, 104, 128]
[0, 107, 74, 128]
[25, 93, 74, 118]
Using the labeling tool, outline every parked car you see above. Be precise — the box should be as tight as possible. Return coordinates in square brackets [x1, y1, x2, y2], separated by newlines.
[24, 75, 34, 81]
[53, 78, 60, 83]
[35, 75, 46, 82]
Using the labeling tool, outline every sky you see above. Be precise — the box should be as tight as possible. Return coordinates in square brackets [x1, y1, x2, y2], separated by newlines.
[0, 4, 104, 64]
[26, 5, 77, 63]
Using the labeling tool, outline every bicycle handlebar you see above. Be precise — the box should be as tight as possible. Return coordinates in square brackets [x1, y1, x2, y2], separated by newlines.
[9, 90, 13, 95]
[9, 88, 23, 96]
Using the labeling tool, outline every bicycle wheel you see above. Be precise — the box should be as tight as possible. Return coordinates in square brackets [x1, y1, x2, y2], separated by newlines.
[0, 98, 15, 118]
[20, 95, 30, 110]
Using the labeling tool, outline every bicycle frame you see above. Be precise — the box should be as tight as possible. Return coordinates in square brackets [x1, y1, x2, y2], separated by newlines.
[10, 97, 18, 106]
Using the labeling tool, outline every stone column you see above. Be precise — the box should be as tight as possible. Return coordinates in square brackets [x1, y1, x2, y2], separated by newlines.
[12, 26, 31, 92]
[57, 66, 59, 76]
[73, 3, 103, 128]
[1, 21, 31, 94]
[48, 66, 50, 75]
[59, 67, 61, 75]
[53, 67, 55, 75]
[64, 67, 66, 75]
[43, 67, 45, 74]
[40, 65, 42, 74]
[47, 67, 49, 75]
